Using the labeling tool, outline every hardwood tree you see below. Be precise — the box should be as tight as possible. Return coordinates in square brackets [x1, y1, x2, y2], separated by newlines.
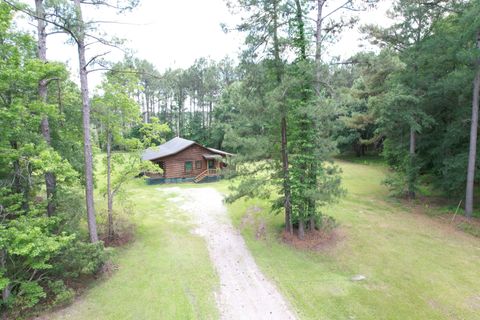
[5, 0, 140, 242]
[34, 0, 57, 216]
[93, 69, 140, 241]
[0, 5, 105, 312]
[466, 31, 480, 217]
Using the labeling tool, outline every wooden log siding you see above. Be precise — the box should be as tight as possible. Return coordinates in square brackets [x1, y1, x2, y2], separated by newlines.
[156, 144, 222, 179]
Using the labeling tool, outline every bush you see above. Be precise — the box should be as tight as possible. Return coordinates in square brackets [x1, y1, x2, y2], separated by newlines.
[51, 240, 106, 278]
[0, 188, 106, 315]
[48, 280, 75, 307]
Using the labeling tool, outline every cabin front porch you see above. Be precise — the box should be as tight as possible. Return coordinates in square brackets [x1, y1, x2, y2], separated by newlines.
[193, 155, 224, 183]
[146, 157, 224, 185]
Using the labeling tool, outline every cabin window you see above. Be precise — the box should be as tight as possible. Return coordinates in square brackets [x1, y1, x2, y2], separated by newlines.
[195, 160, 202, 169]
[184, 161, 193, 173]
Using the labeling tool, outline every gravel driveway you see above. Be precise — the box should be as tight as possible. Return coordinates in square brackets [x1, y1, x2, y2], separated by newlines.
[161, 187, 296, 320]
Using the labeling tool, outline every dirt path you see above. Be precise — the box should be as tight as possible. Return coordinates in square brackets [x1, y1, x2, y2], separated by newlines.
[161, 187, 296, 320]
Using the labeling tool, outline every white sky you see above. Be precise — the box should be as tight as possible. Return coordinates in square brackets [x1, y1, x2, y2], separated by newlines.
[15, 0, 393, 88]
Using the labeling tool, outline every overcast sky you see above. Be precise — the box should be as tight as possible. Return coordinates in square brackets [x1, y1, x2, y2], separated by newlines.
[16, 0, 393, 88]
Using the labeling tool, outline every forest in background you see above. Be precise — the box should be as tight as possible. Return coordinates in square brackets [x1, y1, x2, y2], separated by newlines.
[1, 0, 480, 317]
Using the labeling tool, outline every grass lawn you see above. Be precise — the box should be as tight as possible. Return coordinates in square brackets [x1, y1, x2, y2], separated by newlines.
[50, 178, 219, 320]
[47, 156, 480, 320]
[222, 160, 480, 320]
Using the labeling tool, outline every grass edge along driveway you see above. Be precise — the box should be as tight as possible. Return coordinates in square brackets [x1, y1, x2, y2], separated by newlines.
[49, 181, 219, 320]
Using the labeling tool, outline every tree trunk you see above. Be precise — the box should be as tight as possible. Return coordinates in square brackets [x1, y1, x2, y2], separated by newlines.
[35, 0, 57, 216]
[281, 116, 293, 233]
[309, 216, 315, 231]
[408, 127, 416, 199]
[295, 0, 317, 234]
[74, 0, 98, 243]
[312, 0, 327, 219]
[209, 100, 213, 140]
[177, 101, 181, 137]
[315, 0, 326, 94]
[0, 250, 9, 304]
[298, 218, 305, 240]
[145, 92, 150, 123]
[272, 0, 292, 234]
[106, 131, 114, 241]
[465, 31, 480, 218]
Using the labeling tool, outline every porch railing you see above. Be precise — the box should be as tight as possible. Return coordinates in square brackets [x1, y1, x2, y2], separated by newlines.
[194, 168, 220, 183]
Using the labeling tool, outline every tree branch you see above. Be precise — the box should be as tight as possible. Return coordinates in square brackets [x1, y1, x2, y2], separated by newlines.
[85, 51, 111, 69]
[2, 0, 79, 43]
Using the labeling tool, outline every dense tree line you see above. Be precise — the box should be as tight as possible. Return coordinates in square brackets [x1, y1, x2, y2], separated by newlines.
[219, 0, 372, 239]
[333, 0, 480, 213]
[0, 2, 105, 314]
[121, 56, 237, 149]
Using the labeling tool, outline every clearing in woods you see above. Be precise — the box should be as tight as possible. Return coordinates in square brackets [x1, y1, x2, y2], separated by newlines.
[45, 160, 480, 320]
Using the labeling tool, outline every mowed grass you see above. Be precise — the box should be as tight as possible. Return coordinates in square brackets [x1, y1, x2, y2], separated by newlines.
[50, 178, 219, 320]
[223, 160, 480, 320]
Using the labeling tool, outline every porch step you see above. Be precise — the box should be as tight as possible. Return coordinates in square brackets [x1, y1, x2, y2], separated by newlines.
[193, 169, 219, 183]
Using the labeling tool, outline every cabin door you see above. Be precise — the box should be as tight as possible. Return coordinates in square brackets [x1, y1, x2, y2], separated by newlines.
[208, 159, 215, 169]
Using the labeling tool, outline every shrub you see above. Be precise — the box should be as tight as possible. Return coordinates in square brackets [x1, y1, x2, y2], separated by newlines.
[51, 241, 106, 278]
[0, 188, 106, 315]
[48, 280, 75, 307]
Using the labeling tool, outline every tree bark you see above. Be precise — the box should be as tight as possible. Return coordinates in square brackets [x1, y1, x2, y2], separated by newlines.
[106, 131, 114, 241]
[74, 0, 98, 243]
[315, 0, 326, 94]
[465, 31, 480, 218]
[311, 0, 327, 220]
[145, 91, 150, 123]
[408, 127, 416, 199]
[281, 116, 293, 233]
[272, 0, 292, 234]
[35, 0, 57, 216]
[0, 249, 9, 304]
[296, 0, 317, 235]
[309, 216, 316, 231]
[298, 218, 305, 240]
[209, 100, 213, 140]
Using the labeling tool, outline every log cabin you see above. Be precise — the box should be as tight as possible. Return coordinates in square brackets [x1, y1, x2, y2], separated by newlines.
[142, 137, 232, 184]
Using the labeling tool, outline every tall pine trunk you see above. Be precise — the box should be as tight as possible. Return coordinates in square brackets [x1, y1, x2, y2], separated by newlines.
[35, 0, 56, 216]
[145, 92, 150, 123]
[272, 0, 292, 233]
[74, 0, 98, 243]
[315, 0, 325, 95]
[310, 0, 327, 225]
[298, 218, 305, 240]
[294, 0, 312, 237]
[408, 127, 416, 199]
[465, 31, 480, 218]
[106, 131, 114, 241]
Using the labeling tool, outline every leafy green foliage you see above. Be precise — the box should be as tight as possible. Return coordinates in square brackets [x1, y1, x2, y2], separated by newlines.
[138, 118, 170, 148]
[47, 280, 75, 307]
[0, 3, 105, 314]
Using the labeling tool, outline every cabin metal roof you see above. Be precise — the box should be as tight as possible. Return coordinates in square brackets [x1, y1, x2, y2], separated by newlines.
[206, 147, 233, 156]
[142, 137, 195, 161]
[142, 137, 232, 161]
